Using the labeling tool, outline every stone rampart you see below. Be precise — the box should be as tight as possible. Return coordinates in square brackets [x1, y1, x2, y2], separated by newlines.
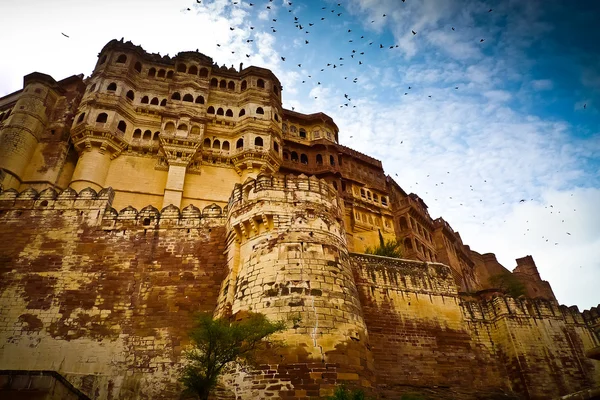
[0, 186, 227, 399]
[350, 254, 510, 399]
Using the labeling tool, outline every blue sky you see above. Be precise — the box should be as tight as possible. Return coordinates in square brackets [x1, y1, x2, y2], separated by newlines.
[0, 0, 598, 309]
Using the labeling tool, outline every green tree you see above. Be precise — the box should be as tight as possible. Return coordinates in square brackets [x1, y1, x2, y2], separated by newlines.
[365, 230, 403, 258]
[488, 272, 526, 298]
[180, 312, 286, 400]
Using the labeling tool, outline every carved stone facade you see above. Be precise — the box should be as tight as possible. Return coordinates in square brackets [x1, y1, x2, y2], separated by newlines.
[0, 39, 599, 399]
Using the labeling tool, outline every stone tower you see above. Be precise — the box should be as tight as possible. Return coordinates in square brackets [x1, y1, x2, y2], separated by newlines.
[217, 173, 374, 395]
[0, 73, 83, 190]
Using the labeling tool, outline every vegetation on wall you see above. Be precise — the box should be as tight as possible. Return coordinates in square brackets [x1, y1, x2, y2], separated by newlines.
[328, 385, 369, 400]
[488, 272, 526, 298]
[180, 312, 286, 400]
[365, 230, 404, 258]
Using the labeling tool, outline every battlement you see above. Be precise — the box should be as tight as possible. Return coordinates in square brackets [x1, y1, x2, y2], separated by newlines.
[0, 186, 114, 212]
[0, 186, 225, 229]
[227, 173, 339, 212]
[460, 294, 587, 324]
[351, 253, 458, 296]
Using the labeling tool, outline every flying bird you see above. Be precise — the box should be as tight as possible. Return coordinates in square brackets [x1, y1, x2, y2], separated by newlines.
[281, 57, 285, 61]
[61, 32, 69, 38]
[480, 39, 485, 42]
[412, 30, 417, 35]
[583, 104, 587, 109]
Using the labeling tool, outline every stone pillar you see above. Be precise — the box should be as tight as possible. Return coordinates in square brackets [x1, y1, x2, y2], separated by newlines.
[69, 147, 112, 192]
[158, 128, 202, 209]
[163, 164, 187, 208]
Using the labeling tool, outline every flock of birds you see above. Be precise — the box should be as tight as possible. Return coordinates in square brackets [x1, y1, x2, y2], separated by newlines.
[186, 0, 500, 107]
[56, 1, 584, 249]
[189, 0, 582, 247]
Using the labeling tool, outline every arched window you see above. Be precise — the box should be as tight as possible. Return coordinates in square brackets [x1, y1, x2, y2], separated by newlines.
[133, 129, 142, 139]
[96, 113, 108, 123]
[257, 79, 265, 88]
[160, 99, 167, 106]
[273, 85, 279, 95]
[195, 96, 205, 104]
[238, 109, 245, 117]
[274, 113, 279, 122]
[282, 123, 288, 133]
[299, 128, 306, 138]
[134, 62, 142, 73]
[164, 122, 175, 132]
[150, 97, 159, 105]
[222, 141, 230, 151]
[210, 78, 218, 87]
[216, 108, 224, 116]
[107, 82, 117, 91]
[188, 65, 198, 75]
[143, 130, 152, 140]
[141, 96, 149, 104]
[177, 64, 187, 73]
[236, 138, 244, 149]
[225, 109, 233, 117]
[117, 121, 127, 132]
[183, 94, 193, 102]
[171, 92, 181, 100]
[273, 141, 279, 152]
[89, 83, 96, 92]
[157, 69, 166, 78]
[99, 55, 107, 65]
[116, 54, 127, 63]
[203, 138, 211, 148]
[400, 217, 408, 231]
[301, 154, 308, 164]
[330, 155, 335, 166]
[291, 151, 298, 162]
[178, 123, 188, 131]
[166, 71, 174, 79]
[207, 106, 215, 114]
[126, 90, 134, 101]
[148, 68, 156, 77]
[404, 237, 413, 250]
[154, 132, 160, 140]
[77, 113, 86, 123]
[199, 68, 209, 77]
[381, 196, 388, 206]
[254, 137, 263, 147]
[212, 139, 220, 149]
[283, 152, 289, 160]
[219, 80, 227, 89]
[241, 80, 247, 91]
[316, 154, 323, 165]
[228, 81, 235, 90]
[333, 181, 338, 190]
[256, 107, 264, 115]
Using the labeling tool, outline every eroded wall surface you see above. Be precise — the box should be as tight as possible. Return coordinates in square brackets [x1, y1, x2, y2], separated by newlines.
[462, 297, 600, 399]
[351, 254, 510, 399]
[0, 187, 227, 399]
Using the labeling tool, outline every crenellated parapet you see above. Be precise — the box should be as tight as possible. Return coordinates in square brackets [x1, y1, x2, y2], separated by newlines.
[101, 202, 225, 230]
[0, 185, 114, 213]
[459, 294, 591, 326]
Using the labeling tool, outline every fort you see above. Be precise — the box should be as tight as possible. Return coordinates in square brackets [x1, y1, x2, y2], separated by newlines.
[0, 39, 598, 400]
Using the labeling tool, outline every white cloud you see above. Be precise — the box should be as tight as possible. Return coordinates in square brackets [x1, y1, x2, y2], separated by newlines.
[531, 79, 553, 91]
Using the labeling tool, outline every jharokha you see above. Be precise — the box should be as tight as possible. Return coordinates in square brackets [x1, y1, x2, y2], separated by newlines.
[0, 39, 598, 400]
